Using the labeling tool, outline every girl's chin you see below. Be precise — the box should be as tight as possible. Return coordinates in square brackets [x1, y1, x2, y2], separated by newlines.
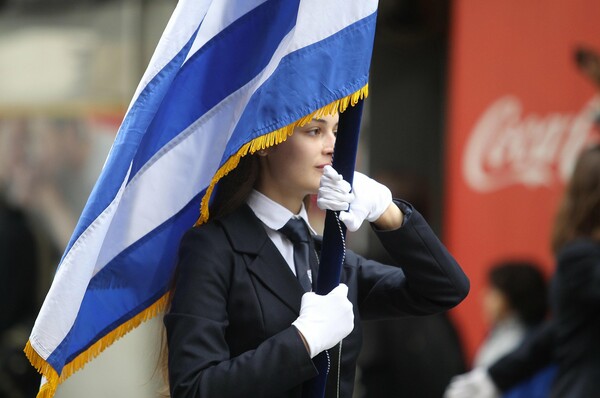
[302, 189, 319, 199]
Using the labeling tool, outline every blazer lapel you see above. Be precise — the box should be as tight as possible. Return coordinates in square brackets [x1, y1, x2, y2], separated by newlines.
[249, 243, 305, 314]
[219, 205, 305, 314]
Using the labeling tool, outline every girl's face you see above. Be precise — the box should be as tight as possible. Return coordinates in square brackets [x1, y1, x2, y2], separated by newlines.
[256, 113, 339, 212]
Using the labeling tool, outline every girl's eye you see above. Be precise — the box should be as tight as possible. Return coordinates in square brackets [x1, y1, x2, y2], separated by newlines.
[306, 128, 319, 136]
[333, 130, 338, 137]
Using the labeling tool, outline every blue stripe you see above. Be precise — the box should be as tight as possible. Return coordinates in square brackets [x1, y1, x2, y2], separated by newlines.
[47, 192, 203, 370]
[129, 0, 300, 179]
[59, 28, 201, 265]
[224, 12, 377, 163]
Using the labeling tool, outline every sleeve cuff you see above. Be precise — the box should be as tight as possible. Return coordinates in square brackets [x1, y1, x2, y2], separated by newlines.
[394, 199, 413, 226]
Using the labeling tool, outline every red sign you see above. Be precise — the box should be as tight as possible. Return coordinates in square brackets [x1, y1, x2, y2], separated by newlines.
[446, 0, 600, 363]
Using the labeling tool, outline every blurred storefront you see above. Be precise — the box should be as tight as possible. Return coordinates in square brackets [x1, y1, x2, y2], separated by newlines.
[445, 0, 600, 364]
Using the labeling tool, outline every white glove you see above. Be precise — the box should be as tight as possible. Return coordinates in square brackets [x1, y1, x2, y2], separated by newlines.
[317, 166, 392, 232]
[444, 368, 501, 398]
[339, 171, 392, 231]
[317, 165, 355, 211]
[292, 284, 354, 358]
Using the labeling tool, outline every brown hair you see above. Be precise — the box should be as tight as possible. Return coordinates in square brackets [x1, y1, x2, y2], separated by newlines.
[551, 144, 600, 253]
[157, 154, 261, 395]
[209, 154, 261, 219]
[488, 261, 548, 327]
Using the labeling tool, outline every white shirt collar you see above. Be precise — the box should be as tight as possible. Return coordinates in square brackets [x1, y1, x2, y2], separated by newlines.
[247, 190, 316, 234]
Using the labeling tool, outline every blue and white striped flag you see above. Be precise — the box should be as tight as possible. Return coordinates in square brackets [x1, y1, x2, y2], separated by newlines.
[25, 1, 377, 396]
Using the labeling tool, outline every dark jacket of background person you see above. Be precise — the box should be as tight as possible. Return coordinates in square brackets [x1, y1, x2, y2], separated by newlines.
[0, 196, 40, 398]
[488, 144, 600, 398]
[489, 239, 600, 398]
[476, 262, 554, 398]
[358, 313, 466, 398]
[474, 261, 548, 370]
[164, 202, 469, 398]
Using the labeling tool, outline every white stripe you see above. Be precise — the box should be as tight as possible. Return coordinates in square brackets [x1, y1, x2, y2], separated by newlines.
[184, 0, 269, 65]
[127, 0, 212, 113]
[244, 0, 377, 97]
[291, 0, 377, 53]
[183, 0, 377, 67]
[30, 165, 132, 359]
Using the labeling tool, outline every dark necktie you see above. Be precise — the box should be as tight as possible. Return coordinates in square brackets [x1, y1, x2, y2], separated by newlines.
[279, 218, 314, 292]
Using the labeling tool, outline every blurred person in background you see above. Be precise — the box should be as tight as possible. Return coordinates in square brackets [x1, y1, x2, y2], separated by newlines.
[0, 117, 98, 397]
[575, 46, 600, 100]
[474, 261, 548, 369]
[472, 261, 555, 398]
[0, 118, 91, 252]
[0, 192, 40, 398]
[444, 143, 600, 398]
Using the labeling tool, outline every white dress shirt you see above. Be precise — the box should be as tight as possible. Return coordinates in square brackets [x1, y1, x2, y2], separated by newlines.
[473, 315, 527, 368]
[246, 190, 316, 281]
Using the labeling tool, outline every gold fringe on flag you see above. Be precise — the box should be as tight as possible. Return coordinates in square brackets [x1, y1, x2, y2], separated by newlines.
[196, 83, 368, 226]
[24, 293, 171, 398]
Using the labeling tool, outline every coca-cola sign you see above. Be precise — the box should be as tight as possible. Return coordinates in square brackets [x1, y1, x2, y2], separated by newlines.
[463, 95, 599, 192]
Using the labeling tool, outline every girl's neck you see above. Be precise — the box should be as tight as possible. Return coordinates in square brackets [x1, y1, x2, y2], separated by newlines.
[254, 186, 304, 214]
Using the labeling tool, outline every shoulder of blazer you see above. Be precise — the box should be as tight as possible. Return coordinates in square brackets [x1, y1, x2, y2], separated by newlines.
[213, 204, 271, 255]
[557, 238, 600, 266]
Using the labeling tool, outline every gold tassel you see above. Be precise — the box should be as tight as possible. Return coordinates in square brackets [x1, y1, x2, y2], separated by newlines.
[196, 84, 368, 226]
[24, 341, 59, 398]
[24, 293, 170, 398]
[37, 381, 58, 398]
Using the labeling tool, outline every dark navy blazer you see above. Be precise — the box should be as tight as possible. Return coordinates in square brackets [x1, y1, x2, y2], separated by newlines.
[165, 201, 469, 398]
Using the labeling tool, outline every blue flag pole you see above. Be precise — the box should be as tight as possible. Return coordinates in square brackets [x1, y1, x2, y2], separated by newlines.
[303, 99, 364, 398]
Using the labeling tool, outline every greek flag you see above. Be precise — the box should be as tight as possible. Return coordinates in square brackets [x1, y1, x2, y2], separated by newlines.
[24, 0, 377, 396]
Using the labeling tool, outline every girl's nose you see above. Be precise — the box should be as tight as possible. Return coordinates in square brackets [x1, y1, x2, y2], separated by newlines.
[324, 130, 336, 153]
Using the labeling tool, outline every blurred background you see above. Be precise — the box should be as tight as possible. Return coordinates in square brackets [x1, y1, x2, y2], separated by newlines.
[1, 0, 599, 397]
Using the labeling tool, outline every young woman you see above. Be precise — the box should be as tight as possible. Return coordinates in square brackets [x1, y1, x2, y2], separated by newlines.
[164, 111, 470, 398]
[444, 144, 600, 398]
